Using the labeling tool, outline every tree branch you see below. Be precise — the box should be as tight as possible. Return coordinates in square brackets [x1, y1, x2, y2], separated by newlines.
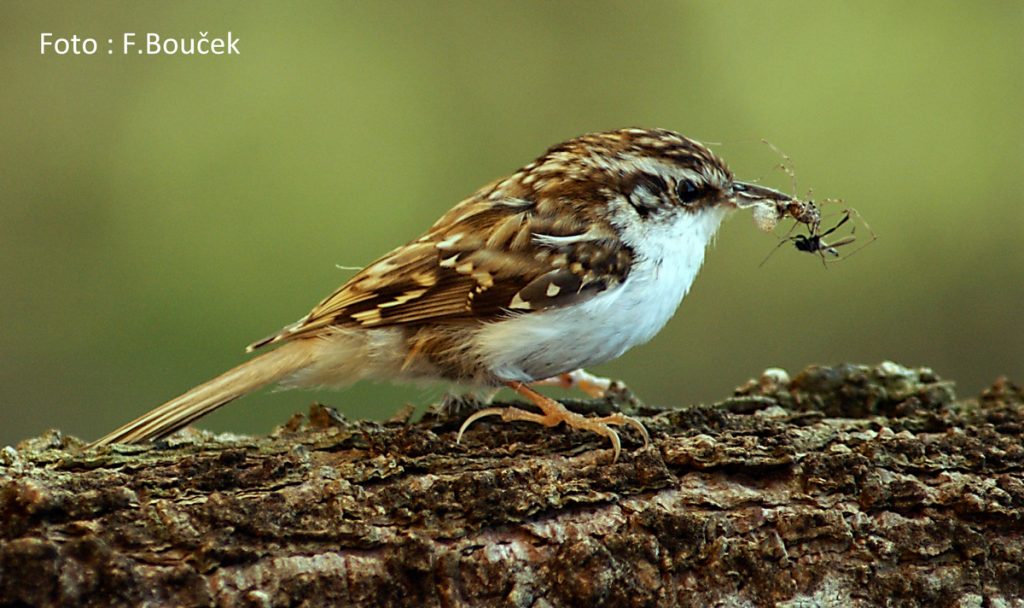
[2, 362, 1022, 607]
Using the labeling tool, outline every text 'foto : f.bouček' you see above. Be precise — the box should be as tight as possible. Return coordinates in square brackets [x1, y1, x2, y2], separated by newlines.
[39, 32, 240, 56]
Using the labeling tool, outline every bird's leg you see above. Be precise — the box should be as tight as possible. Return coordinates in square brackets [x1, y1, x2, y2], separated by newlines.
[531, 368, 628, 398]
[457, 381, 650, 462]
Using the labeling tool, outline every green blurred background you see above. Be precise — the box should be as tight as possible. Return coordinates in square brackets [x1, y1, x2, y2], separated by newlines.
[2, 2, 1021, 446]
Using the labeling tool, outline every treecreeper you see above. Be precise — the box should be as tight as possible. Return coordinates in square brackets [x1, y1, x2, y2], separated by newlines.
[91, 127, 815, 460]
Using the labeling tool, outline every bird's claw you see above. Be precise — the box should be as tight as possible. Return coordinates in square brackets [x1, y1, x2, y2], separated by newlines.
[456, 387, 650, 462]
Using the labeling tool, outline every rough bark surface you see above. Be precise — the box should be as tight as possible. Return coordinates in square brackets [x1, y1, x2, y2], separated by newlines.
[1, 362, 1022, 608]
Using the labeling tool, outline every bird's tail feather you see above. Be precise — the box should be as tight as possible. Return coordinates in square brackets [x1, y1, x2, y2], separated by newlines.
[89, 340, 315, 447]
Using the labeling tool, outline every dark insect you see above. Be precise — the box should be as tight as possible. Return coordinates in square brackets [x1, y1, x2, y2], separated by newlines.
[791, 211, 857, 260]
[761, 207, 875, 267]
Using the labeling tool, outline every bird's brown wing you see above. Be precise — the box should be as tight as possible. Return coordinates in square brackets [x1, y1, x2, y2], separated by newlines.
[246, 200, 632, 351]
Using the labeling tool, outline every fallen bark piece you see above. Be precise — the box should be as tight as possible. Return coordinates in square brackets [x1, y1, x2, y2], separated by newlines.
[1, 362, 1022, 607]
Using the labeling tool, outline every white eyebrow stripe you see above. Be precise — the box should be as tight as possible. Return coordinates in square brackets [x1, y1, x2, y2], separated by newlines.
[623, 156, 727, 189]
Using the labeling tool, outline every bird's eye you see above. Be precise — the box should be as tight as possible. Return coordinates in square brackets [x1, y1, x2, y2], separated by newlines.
[676, 179, 703, 204]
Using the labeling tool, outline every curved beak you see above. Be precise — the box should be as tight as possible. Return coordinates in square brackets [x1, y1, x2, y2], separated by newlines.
[727, 181, 794, 209]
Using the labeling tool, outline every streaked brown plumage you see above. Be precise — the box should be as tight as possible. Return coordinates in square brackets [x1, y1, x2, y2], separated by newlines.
[91, 128, 799, 459]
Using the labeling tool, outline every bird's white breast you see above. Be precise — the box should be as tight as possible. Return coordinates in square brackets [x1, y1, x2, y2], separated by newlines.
[475, 206, 729, 382]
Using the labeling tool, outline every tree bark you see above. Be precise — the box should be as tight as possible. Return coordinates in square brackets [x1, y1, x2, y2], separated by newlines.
[1, 362, 1022, 607]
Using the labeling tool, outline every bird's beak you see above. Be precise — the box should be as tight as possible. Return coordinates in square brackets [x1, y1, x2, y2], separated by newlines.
[727, 181, 793, 209]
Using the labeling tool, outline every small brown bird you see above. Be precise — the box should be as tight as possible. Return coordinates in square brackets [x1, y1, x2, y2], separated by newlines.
[91, 128, 795, 459]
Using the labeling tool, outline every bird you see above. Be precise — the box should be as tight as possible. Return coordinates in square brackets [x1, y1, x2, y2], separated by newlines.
[90, 128, 795, 460]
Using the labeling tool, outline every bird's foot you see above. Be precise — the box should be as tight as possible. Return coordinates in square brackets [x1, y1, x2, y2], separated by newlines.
[457, 380, 649, 462]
